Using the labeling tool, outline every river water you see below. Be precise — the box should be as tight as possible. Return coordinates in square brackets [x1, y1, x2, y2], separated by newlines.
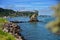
[8, 16, 60, 40]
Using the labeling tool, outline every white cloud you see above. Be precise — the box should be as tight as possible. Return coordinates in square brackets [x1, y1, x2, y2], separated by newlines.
[31, 2, 53, 5]
[13, 4, 50, 8]
[0, 4, 50, 10]
[15, 5, 32, 7]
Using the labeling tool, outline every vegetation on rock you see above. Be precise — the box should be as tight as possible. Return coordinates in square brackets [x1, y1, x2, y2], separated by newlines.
[0, 17, 16, 40]
[29, 14, 39, 22]
[46, 3, 60, 34]
[0, 8, 38, 17]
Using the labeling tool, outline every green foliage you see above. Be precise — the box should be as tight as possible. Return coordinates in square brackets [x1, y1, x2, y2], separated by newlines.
[0, 17, 8, 29]
[0, 17, 16, 40]
[46, 19, 60, 33]
[0, 17, 8, 23]
[0, 30, 16, 40]
[0, 8, 38, 17]
[46, 3, 60, 34]
[16, 11, 38, 17]
[0, 8, 15, 17]
[52, 3, 60, 18]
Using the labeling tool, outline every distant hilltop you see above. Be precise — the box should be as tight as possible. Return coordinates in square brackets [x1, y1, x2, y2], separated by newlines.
[0, 8, 38, 17]
[17, 10, 38, 17]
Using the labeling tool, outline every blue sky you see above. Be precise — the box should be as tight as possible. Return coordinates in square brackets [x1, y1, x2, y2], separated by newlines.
[0, 0, 57, 15]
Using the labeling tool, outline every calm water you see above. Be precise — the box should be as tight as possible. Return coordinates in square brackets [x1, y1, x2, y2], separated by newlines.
[8, 17, 60, 40]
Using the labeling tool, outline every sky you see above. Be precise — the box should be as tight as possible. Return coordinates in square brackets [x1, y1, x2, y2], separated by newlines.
[0, 0, 57, 15]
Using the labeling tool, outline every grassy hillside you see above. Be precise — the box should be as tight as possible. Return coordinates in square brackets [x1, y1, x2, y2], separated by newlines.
[0, 8, 38, 17]
[0, 17, 16, 40]
[0, 30, 16, 40]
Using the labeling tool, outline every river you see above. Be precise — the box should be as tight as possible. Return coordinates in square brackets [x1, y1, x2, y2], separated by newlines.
[7, 16, 60, 40]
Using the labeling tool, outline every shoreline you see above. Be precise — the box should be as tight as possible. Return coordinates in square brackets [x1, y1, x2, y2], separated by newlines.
[2, 22, 25, 40]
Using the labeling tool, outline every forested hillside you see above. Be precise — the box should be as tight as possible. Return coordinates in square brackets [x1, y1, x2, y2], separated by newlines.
[0, 8, 38, 17]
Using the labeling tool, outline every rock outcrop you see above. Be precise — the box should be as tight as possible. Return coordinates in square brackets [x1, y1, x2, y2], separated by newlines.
[2, 22, 25, 40]
[29, 14, 39, 22]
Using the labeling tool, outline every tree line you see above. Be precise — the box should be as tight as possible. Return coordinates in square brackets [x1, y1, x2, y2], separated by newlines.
[0, 8, 38, 17]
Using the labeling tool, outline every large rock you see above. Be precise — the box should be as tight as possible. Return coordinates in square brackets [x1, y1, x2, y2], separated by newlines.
[29, 14, 39, 22]
[2, 22, 25, 40]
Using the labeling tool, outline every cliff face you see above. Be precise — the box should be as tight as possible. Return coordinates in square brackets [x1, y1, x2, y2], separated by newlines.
[29, 14, 39, 22]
